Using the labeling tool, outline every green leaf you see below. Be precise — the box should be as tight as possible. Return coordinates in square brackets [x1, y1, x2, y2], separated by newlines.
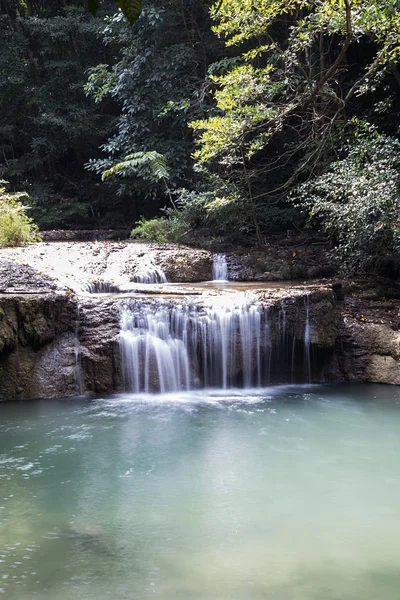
[101, 151, 169, 183]
[88, 0, 100, 16]
[118, 0, 142, 24]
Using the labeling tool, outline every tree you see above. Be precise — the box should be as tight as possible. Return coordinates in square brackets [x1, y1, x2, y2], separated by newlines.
[293, 121, 400, 271]
[189, 0, 400, 244]
[0, 2, 119, 228]
[85, 0, 224, 221]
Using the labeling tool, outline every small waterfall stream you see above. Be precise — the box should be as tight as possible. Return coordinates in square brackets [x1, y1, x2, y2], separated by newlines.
[84, 281, 119, 294]
[212, 255, 229, 281]
[134, 266, 168, 284]
[82, 267, 168, 294]
[74, 305, 84, 395]
[304, 294, 311, 383]
[119, 297, 314, 393]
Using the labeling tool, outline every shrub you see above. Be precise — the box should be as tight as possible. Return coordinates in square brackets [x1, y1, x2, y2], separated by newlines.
[292, 123, 400, 273]
[131, 215, 187, 243]
[0, 182, 41, 247]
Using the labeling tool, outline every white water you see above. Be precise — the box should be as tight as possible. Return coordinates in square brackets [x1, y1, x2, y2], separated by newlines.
[120, 307, 191, 393]
[119, 299, 312, 392]
[212, 254, 229, 280]
[84, 280, 119, 294]
[81, 267, 168, 293]
[134, 266, 168, 284]
[304, 294, 311, 383]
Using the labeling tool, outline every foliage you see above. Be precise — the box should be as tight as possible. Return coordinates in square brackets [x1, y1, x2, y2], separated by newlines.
[0, 181, 41, 247]
[99, 151, 169, 183]
[88, 0, 142, 24]
[131, 214, 187, 242]
[188, 0, 400, 249]
[85, 0, 224, 217]
[1, 0, 400, 270]
[293, 122, 400, 271]
[0, 2, 117, 228]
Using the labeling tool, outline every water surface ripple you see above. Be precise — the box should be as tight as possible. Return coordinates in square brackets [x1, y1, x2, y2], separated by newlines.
[1, 384, 400, 599]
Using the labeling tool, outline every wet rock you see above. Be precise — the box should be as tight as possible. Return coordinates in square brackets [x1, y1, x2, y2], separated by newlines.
[0, 259, 59, 293]
[77, 298, 121, 394]
[0, 240, 399, 398]
[25, 332, 77, 399]
[0, 242, 213, 289]
[157, 248, 212, 282]
[332, 279, 400, 384]
[0, 239, 337, 288]
[227, 247, 336, 281]
[0, 295, 76, 400]
[337, 319, 400, 384]
[0, 294, 122, 400]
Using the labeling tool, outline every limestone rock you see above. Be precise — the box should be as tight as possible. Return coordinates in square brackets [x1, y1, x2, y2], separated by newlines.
[156, 248, 212, 282]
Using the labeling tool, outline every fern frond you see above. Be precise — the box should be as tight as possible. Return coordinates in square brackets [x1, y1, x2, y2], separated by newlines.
[102, 151, 169, 183]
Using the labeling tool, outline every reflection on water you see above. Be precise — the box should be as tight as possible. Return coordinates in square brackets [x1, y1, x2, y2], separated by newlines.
[1, 384, 400, 599]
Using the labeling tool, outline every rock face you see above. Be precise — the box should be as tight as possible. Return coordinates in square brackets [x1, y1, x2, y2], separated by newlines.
[335, 281, 400, 385]
[226, 244, 336, 281]
[77, 298, 121, 394]
[0, 294, 76, 399]
[0, 259, 58, 293]
[0, 294, 121, 400]
[156, 248, 212, 282]
[41, 229, 128, 242]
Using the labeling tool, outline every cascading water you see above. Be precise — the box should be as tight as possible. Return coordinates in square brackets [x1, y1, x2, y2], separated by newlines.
[120, 306, 191, 393]
[212, 254, 229, 281]
[80, 267, 168, 294]
[134, 267, 168, 284]
[84, 280, 119, 294]
[304, 295, 311, 383]
[119, 297, 314, 393]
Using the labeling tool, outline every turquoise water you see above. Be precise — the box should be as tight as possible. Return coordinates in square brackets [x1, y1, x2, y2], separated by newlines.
[1, 384, 400, 599]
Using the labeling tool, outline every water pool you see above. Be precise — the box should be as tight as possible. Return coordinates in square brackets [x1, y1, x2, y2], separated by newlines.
[1, 384, 400, 599]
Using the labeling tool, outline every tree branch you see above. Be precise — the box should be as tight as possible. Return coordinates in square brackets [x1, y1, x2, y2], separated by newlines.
[304, 0, 353, 107]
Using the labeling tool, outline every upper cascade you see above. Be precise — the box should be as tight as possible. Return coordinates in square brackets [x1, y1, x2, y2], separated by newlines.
[212, 254, 229, 281]
[83, 281, 120, 294]
[134, 266, 168, 284]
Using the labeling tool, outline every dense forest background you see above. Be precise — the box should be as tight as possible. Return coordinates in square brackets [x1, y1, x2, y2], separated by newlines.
[1, 0, 400, 271]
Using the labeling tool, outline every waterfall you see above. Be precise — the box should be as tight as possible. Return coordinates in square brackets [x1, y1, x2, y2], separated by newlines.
[134, 267, 167, 284]
[212, 254, 229, 281]
[119, 297, 313, 393]
[84, 280, 119, 294]
[304, 295, 311, 383]
[120, 306, 190, 393]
